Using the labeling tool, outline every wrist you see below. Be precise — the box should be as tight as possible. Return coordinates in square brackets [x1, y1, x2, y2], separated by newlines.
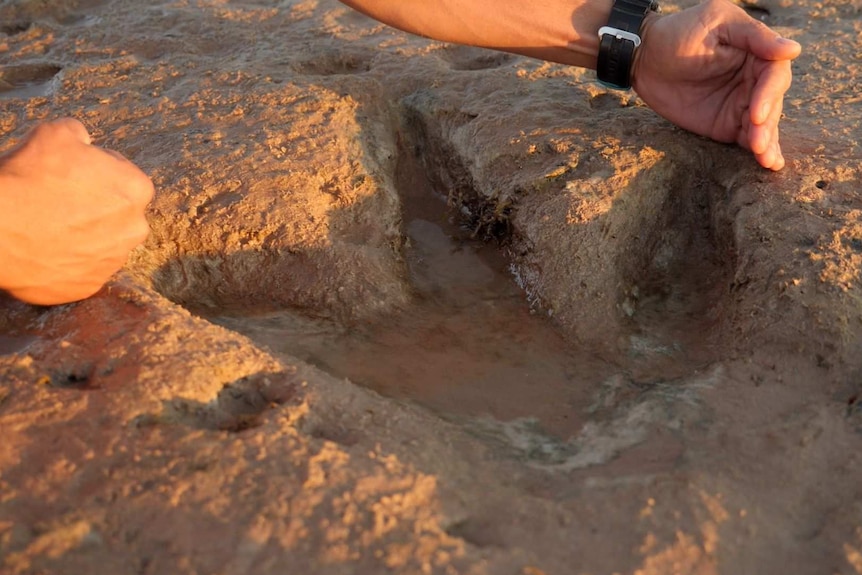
[596, 0, 660, 90]
[630, 11, 661, 92]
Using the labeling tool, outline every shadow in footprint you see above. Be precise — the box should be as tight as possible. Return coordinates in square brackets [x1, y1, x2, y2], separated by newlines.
[0, 63, 62, 99]
[291, 48, 372, 76]
[438, 46, 515, 71]
[589, 92, 626, 111]
[0, 22, 31, 35]
[137, 372, 299, 433]
[0, 0, 108, 26]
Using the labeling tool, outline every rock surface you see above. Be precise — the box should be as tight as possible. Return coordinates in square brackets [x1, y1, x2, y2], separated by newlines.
[1, 0, 862, 573]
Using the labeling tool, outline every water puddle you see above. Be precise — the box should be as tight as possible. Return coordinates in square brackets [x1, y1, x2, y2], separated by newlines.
[212, 154, 613, 441]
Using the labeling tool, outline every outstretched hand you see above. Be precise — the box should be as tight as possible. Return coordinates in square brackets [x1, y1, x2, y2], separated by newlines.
[632, 0, 801, 170]
[0, 119, 154, 305]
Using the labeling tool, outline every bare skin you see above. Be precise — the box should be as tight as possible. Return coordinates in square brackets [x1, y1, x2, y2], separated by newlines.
[340, 0, 801, 170]
[633, 0, 800, 170]
[0, 119, 153, 305]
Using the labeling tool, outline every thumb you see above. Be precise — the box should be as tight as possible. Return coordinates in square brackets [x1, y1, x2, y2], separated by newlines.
[721, 14, 802, 61]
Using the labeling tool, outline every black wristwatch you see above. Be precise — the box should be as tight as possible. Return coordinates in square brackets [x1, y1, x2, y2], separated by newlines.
[596, 0, 660, 90]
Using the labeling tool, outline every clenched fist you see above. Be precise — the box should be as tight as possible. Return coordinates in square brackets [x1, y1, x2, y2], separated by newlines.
[0, 118, 154, 305]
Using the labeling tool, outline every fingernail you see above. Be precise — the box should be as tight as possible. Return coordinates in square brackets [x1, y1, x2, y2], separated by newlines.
[777, 37, 800, 48]
[772, 141, 784, 169]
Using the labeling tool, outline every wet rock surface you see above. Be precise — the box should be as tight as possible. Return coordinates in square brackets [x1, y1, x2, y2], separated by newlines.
[2, 0, 862, 573]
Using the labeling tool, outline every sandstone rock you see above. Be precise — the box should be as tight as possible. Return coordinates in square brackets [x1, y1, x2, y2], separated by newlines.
[2, 0, 862, 574]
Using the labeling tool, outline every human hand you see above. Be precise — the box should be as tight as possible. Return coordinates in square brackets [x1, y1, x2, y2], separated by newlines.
[632, 0, 802, 170]
[0, 118, 154, 305]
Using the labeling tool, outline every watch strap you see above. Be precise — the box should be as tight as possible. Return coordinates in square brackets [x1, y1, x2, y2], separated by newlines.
[596, 0, 659, 90]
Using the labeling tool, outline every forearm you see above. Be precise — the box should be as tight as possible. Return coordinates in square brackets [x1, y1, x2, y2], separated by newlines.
[338, 0, 615, 69]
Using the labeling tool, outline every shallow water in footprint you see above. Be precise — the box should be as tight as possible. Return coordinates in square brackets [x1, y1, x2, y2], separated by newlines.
[212, 164, 614, 442]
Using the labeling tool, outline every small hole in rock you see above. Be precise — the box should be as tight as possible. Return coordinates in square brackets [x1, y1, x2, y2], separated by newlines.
[741, 3, 771, 21]
[51, 371, 95, 389]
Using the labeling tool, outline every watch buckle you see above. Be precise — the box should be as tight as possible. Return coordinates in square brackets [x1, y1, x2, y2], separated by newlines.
[597, 26, 642, 48]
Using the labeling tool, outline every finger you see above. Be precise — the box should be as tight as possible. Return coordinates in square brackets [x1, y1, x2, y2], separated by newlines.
[98, 147, 156, 206]
[749, 96, 783, 155]
[755, 134, 784, 171]
[754, 140, 776, 170]
[114, 160, 155, 206]
[128, 215, 152, 245]
[103, 148, 128, 162]
[110, 167, 155, 207]
[50, 117, 92, 145]
[121, 163, 155, 206]
[750, 59, 792, 126]
[774, 145, 785, 170]
[769, 137, 785, 171]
